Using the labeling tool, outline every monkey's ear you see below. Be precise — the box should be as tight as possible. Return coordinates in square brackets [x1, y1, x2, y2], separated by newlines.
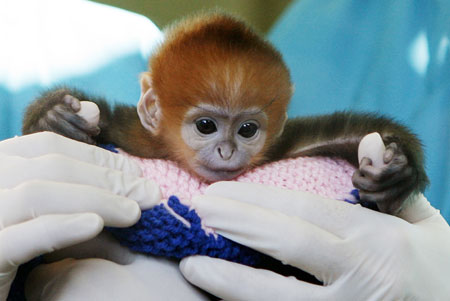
[137, 72, 161, 134]
[140, 72, 152, 95]
[275, 112, 288, 138]
[290, 84, 296, 94]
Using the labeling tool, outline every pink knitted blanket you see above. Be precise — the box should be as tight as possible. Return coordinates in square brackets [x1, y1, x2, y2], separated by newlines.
[9, 153, 358, 301]
[120, 151, 356, 201]
[108, 151, 358, 265]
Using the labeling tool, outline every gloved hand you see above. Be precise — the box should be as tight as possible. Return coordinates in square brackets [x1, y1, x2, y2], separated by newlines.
[180, 134, 450, 300]
[25, 250, 211, 301]
[0, 132, 162, 300]
[180, 183, 450, 300]
[1, 132, 210, 300]
[180, 133, 450, 300]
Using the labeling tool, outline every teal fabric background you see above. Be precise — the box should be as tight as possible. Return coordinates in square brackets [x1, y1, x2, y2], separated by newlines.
[269, 0, 450, 219]
[0, 53, 147, 140]
[0, 0, 161, 139]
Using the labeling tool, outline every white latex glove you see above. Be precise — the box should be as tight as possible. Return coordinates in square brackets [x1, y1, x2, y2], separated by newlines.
[1, 132, 210, 300]
[180, 133, 450, 300]
[25, 251, 210, 301]
[181, 183, 450, 300]
[0, 132, 162, 300]
[24, 232, 210, 300]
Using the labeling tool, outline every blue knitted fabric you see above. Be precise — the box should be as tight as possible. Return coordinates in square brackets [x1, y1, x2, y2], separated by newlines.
[108, 191, 361, 265]
[100, 144, 262, 265]
[108, 195, 262, 265]
[8, 144, 362, 300]
[7, 197, 262, 301]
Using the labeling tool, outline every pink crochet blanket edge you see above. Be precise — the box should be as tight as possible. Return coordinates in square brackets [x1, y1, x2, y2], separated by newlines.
[119, 150, 356, 202]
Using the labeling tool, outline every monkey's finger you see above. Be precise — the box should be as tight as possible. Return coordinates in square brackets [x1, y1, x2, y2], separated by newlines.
[0, 132, 141, 175]
[0, 213, 103, 272]
[352, 166, 412, 192]
[54, 104, 101, 136]
[383, 142, 401, 162]
[0, 154, 161, 210]
[359, 157, 373, 168]
[359, 180, 415, 214]
[62, 94, 82, 112]
[358, 157, 410, 182]
[383, 144, 396, 163]
[386, 152, 408, 172]
[48, 106, 97, 143]
[360, 194, 405, 215]
[352, 170, 384, 192]
[180, 256, 326, 301]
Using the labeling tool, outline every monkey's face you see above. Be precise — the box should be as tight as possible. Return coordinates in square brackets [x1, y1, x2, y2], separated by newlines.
[179, 103, 268, 181]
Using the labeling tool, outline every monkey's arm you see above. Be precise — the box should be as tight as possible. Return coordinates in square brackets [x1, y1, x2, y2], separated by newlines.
[22, 88, 102, 144]
[22, 88, 167, 158]
[268, 112, 429, 214]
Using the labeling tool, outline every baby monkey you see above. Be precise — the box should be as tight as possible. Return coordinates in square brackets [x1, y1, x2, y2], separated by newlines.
[23, 12, 428, 214]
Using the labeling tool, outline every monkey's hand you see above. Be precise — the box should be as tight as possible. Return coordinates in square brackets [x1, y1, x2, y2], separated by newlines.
[352, 133, 420, 214]
[23, 92, 101, 144]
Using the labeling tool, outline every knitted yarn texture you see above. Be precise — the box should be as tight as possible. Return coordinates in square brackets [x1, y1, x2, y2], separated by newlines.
[8, 152, 358, 301]
[120, 150, 356, 201]
[108, 151, 357, 265]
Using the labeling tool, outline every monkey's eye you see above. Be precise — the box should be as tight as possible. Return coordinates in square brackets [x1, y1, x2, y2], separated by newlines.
[238, 122, 259, 138]
[195, 118, 217, 135]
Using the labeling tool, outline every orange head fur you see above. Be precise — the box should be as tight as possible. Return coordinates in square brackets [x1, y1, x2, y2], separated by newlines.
[148, 12, 292, 167]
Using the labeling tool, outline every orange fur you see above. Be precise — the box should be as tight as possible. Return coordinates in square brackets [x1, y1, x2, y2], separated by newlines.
[149, 12, 292, 164]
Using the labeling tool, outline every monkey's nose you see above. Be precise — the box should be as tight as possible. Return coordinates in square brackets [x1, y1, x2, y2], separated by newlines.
[217, 144, 234, 160]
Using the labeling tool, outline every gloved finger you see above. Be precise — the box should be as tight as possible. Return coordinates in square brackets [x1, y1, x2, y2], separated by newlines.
[25, 259, 152, 301]
[205, 181, 359, 235]
[0, 154, 161, 210]
[180, 256, 328, 301]
[0, 213, 103, 272]
[0, 181, 142, 228]
[0, 132, 141, 176]
[43, 232, 136, 265]
[191, 195, 343, 273]
[396, 193, 439, 223]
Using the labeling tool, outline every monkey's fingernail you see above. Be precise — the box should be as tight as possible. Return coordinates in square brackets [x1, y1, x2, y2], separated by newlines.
[63, 94, 72, 103]
[388, 142, 398, 151]
[360, 157, 372, 167]
[384, 149, 394, 163]
[63, 95, 81, 111]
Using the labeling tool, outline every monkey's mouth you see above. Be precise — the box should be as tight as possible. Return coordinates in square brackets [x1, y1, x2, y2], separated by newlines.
[195, 165, 246, 182]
